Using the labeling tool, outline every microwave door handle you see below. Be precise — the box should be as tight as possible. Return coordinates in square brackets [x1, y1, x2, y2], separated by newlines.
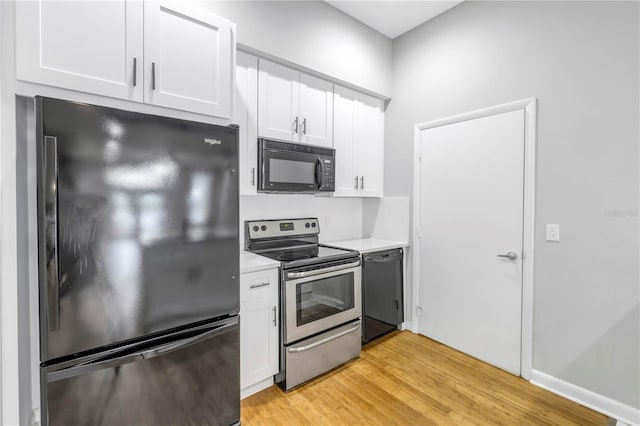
[315, 158, 323, 189]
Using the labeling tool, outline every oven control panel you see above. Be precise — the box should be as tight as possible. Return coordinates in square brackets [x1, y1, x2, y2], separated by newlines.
[246, 218, 319, 240]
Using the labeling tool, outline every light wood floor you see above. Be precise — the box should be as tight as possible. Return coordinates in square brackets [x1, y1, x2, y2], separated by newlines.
[241, 331, 606, 425]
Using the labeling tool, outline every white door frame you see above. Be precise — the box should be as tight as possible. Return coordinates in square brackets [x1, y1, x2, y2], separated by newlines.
[412, 98, 537, 379]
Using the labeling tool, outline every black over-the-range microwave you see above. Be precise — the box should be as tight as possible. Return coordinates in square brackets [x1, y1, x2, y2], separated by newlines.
[257, 138, 336, 193]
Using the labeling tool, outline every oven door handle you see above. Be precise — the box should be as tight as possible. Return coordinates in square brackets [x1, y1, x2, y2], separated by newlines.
[287, 321, 360, 353]
[286, 260, 360, 279]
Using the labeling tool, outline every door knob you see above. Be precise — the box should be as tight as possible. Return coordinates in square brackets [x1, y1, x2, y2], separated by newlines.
[497, 251, 517, 260]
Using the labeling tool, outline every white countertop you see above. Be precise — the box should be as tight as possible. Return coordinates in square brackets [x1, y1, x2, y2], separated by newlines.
[326, 238, 409, 253]
[240, 251, 280, 274]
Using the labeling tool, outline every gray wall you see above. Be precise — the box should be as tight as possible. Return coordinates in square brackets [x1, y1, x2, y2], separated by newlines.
[387, 0, 639, 409]
[195, 1, 393, 97]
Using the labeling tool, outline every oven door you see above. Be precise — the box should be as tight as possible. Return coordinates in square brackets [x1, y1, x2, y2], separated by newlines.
[284, 260, 361, 344]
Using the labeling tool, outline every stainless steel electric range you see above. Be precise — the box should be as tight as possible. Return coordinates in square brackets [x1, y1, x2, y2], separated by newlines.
[245, 218, 362, 390]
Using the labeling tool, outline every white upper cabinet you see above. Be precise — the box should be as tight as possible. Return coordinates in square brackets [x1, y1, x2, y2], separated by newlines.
[144, 0, 233, 117]
[333, 86, 359, 197]
[257, 60, 300, 142]
[16, 0, 144, 102]
[15, 0, 234, 118]
[258, 59, 333, 148]
[333, 85, 384, 198]
[235, 51, 259, 196]
[298, 73, 334, 147]
[357, 93, 384, 197]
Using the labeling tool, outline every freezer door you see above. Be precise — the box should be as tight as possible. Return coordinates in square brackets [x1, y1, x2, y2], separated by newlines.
[37, 97, 240, 361]
[43, 317, 240, 426]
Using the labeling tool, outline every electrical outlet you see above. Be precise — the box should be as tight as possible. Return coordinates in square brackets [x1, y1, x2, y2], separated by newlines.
[546, 224, 560, 242]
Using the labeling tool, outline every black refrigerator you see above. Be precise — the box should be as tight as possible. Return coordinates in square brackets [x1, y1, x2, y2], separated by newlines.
[33, 97, 240, 426]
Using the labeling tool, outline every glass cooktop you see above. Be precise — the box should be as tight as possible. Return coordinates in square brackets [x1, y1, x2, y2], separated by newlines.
[257, 244, 357, 265]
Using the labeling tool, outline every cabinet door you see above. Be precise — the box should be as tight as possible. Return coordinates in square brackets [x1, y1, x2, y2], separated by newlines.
[332, 85, 359, 197]
[258, 59, 300, 142]
[299, 73, 333, 148]
[240, 295, 278, 390]
[16, 0, 143, 101]
[235, 52, 258, 195]
[144, 0, 233, 117]
[357, 93, 385, 197]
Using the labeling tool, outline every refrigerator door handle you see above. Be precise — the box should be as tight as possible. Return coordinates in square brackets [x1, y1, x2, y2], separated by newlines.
[44, 135, 60, 332]
[47, 319, 237, 382]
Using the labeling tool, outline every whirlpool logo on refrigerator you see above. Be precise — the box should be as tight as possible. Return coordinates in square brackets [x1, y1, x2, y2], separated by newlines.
[204, 138, 222, 145]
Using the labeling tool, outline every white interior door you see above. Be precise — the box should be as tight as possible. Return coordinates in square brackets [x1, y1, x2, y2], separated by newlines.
[144, 0, 233, 117]
[418, 109, 525, 375]
[15, 0, 143, 101]
[299, 73, 333, 148]
[257, 59, 300, 141]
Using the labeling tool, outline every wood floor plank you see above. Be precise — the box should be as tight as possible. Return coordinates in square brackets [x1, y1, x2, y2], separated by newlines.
[241, 331, 607, 425]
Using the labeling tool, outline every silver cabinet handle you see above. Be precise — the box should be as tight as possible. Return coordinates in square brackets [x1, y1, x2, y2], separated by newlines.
[272, 306, 277, 326]
[293, 116, 299, 134]
[249, 282, 270, 289]
[302, 118, 307, 135]
[132, 57, 137, 86]
[251, 167, 255, 186]
[287, 321, 360, 353]
[497, 251, 517, 260]
[286, 260, 360, 279]
[44, 136, 60, 332]
[151, 62, 156, 90]
[360, 176, 364, 190]
[354, 176, 359, 190]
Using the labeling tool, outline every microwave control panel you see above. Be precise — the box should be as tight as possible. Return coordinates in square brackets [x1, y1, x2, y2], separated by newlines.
[318, 157, 335, 191]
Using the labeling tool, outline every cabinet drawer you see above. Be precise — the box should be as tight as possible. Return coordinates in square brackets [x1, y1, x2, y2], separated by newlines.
[240, 269, 279, 302]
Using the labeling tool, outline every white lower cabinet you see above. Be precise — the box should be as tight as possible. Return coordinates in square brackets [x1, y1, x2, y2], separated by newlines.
[240, 268, 279, 398]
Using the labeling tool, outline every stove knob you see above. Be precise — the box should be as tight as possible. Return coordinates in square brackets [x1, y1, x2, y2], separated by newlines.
[305, 223, 310, 228]
[252, 225, 259, 232]
[261, 225, 267, 231]
[311, 222, 316, 228]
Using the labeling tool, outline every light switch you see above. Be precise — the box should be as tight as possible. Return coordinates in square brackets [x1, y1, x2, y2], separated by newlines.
[546, 224, 560, 241]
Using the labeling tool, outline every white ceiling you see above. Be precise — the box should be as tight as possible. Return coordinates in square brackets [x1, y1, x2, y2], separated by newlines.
[326, 1, 463, 39]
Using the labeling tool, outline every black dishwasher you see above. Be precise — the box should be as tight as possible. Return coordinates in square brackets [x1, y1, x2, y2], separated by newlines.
[362, 248, 404, 343]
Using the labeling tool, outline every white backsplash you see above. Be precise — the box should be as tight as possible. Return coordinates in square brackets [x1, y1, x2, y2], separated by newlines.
[240, 194, 364, 246]
[363, 196, 411, 242]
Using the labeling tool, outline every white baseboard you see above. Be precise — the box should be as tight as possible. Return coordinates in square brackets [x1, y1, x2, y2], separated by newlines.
[241, 377, 274, 400]
[400, 321, 412, 331]
[29, 408, 40, 426]
[530, 369, 639, 426]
